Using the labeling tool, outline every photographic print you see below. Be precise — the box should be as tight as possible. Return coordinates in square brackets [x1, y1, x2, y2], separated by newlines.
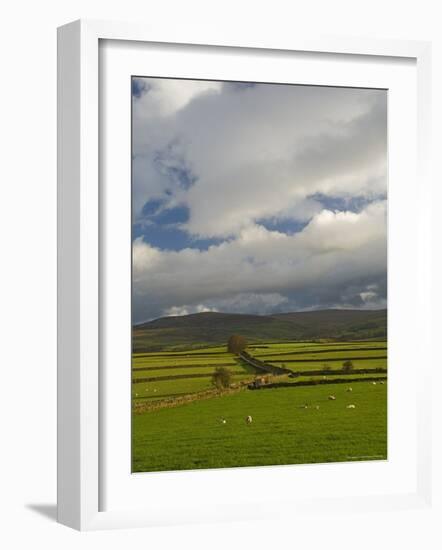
[131, 77, 387, 473]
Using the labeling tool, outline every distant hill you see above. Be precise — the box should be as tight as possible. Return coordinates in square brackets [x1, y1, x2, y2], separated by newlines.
[273, 309, 387, 336]
[133, 309, 387, 352]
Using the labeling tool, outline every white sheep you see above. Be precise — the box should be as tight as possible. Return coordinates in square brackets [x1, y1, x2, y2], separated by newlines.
[372, 381, 377, 385]
[246, 415, 253, 424]
[328, 395, 336, 401]
[346, 404, 356, 409]
[346, 387, 353, 392]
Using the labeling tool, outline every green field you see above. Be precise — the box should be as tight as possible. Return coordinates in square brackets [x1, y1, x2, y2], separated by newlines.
[131, 337, 387, 471]
[132, 347, 256, 400]
[132, 381, 387, 472]
[252, 341, 387, 374]
[132, 374, 254, 400]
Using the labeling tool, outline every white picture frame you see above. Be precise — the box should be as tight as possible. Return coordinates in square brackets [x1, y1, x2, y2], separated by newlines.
[57, 19, 433, 531]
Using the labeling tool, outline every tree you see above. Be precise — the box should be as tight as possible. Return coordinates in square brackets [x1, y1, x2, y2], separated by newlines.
[227, 334, 247, 354]
[342, 360, 354, 373]
[212, 366, 232, 389]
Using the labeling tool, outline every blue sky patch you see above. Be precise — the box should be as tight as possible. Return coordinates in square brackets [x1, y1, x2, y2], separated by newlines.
[132, 78, 150, 99]
[258, 217, 310, 235]
[141, 197, 165, 217]
[140, 201, 190, 225]
[154, 205, 190, 225]
[310, 193, 382, 213]
[133, 222, 222, 251]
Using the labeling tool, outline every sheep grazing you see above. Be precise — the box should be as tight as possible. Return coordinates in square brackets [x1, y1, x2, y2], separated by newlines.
[346, 404, 356, 409]
[220, 418, 227, 424]
[346, 387, 353, 392]
[372, 381, 377, 385]
[380, 381, 385, 385]
[315, 405, 320, 410]
[328, 395, 336, 401]
[246, 415, 253, 425]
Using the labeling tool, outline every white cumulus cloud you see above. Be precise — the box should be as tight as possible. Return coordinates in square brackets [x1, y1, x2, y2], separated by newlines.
[131, 78, 387, 322]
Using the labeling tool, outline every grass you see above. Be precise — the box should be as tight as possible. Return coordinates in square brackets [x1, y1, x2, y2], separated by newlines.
[272, 358, 387, 372]
[131, 346, 256, 401]
[252, 341, 386, 353]
[258, 352, 387, 362]
[132, 373, 252, 400]
[132, 381, 387, 472]
[131, 339, 387, 471]
[267, 372, 387, 383]
[132, 354, 234, 365]
[131, 342, 387, 397]
[132, 364, 246, 379]
[252, 341, 387, 373]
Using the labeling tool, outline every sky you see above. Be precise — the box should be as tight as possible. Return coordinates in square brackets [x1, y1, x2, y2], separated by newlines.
[132, 77, 387, 323]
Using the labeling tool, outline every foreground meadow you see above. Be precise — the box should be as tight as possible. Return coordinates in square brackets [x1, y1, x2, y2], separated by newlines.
[132, 381, 387, 472]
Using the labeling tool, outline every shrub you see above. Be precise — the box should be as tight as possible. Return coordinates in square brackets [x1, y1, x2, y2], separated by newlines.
[342, 360, 354, 373]
[212, 366, 232, 389]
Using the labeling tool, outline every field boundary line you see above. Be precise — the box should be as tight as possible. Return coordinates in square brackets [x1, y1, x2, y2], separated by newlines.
[249, 376, 387, 390]
[132, 382, 252, 414]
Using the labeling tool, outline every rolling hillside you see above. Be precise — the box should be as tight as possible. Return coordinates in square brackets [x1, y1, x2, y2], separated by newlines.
[133, 309, 387, 352]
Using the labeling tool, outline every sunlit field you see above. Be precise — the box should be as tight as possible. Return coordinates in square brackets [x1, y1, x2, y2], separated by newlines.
[133, 380, 387, 472]
[132, 340, 387, 471]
